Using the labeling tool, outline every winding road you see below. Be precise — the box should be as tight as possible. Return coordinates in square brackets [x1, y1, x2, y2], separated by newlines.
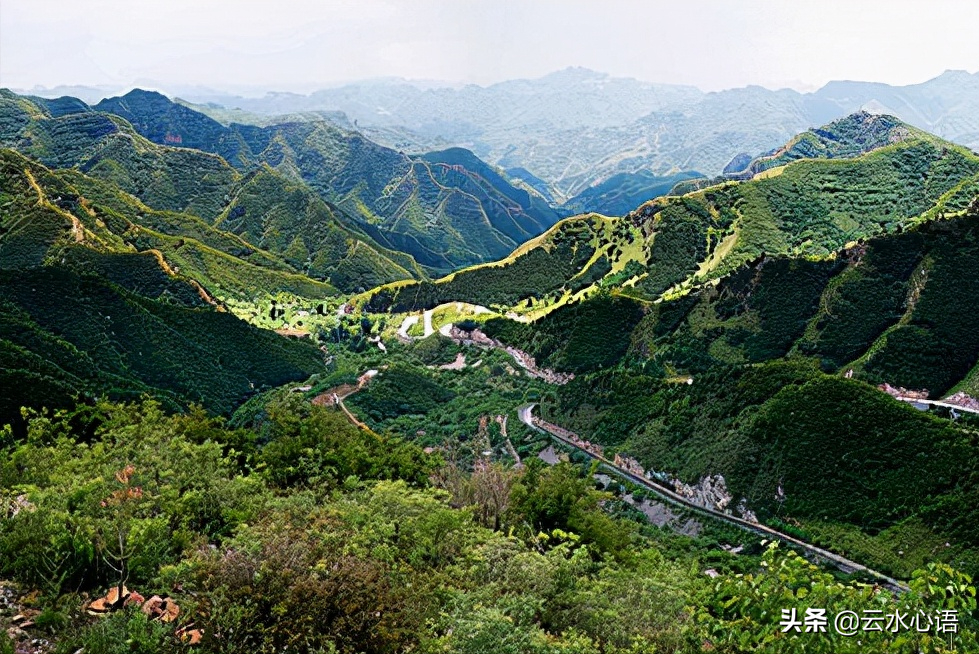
[517, 403, 909, 593]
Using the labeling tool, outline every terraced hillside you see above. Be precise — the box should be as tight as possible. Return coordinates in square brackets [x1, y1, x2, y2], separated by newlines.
[92, 89, 562, 272]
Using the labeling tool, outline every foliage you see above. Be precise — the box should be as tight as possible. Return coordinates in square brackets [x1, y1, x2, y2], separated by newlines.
[563, 169, 704, 216]
[366, 217, 602, 312]
[1, 388, 977, 654]
[484, 292, 646, 373]
[346, 365, 456, 421]
[695, 542, 978, 653]
[0, 265, 323, 426]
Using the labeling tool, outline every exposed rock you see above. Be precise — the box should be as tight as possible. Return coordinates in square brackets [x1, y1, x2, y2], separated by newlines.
[676, 474, 729, 511]
[878, 383, 929, 400]
[944, 391, 979, 411]
[85, 597, 110, 614]
[438, 352, 467, 370]
[445, 325, 573, 384]
[537, 445, 563, 465]
[104, 585, 129, 606]
[177, 625, 204, 645]
[142, 595, 180, 623]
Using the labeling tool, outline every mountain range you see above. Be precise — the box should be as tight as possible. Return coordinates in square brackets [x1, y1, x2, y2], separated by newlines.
[355, 113, 979, 583]
[5, 76, 979, 633]
[164, 67, 979, 201]
[89, 89, 562, 272]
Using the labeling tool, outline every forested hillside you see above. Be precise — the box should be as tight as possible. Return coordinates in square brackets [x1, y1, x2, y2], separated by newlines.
[0, 148, 325, 430]
[5, 88, 979, 654]
[92, 90, 562, 272]
[360, 116, 979, 323]
[0, 89, 420, 293]
[1, 399, 975, 654]
[351, 117, 979, 593]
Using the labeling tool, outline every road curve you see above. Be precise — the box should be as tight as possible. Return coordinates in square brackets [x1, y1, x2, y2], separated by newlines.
[397, 315, 419, 341]
[516, 403, 909, 593]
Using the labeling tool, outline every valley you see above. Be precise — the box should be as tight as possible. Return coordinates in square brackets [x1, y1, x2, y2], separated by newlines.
[3, 76, 979, 653]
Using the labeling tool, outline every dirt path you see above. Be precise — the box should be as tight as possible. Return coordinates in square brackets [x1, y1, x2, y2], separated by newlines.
[311, 371, 379, 433]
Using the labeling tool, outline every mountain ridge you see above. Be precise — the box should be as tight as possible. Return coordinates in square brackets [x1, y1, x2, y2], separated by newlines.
[360, 113, 979, 321]
[155, 68, 979, 199]
[88, 89, 563, 273]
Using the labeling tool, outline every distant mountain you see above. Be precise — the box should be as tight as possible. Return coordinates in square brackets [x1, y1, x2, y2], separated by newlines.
[172, 69, 979, 199]
[563, 170, 704, 216]
[91, 90, 562, 273]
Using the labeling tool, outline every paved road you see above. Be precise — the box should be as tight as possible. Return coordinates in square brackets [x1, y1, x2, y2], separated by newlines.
[517, 403, 909, 593]
[397, 315, 419, 340]
[895, 396, 979, 416]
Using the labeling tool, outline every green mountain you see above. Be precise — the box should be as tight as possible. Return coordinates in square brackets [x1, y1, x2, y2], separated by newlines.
[725, 111, 928, 178]
[7, 84, 979, 654]
[0, 89, 421, 292]
[515, 207, 979, 578]
[93, 90, 563, 273]
[361, 114, 979, 319]
[361, 214, 647, 317]
[563, 170, 705, 216]
[356, 115, 979, 576]
[0, 149, 325, 426]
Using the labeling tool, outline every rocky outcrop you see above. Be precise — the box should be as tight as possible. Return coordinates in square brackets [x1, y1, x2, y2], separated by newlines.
[670, 474, 758, 522]
[447, 325, 574, 384]
[878, 383, 929, 400]
[944, 391, 979, 411]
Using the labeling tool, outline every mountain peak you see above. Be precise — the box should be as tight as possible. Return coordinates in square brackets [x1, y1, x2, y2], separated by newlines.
[95, 88, 179, 116]
[937, 69, 974, 79]
[727, 111, 923, 178]
[114, 88, 174, 106]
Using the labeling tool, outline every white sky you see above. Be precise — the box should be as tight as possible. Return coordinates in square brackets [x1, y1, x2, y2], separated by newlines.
[2, 0, 978, 94]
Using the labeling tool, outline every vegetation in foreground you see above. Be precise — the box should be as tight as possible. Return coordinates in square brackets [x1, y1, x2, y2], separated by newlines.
[1, 399, 977, 654]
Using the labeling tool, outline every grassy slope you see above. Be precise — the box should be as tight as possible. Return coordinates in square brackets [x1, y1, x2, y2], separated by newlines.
[359, 214, 649, 315]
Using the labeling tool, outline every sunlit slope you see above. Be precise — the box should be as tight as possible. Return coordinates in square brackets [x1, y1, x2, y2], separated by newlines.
[0, 151, 324, 423]
[359, 115, 979, 320]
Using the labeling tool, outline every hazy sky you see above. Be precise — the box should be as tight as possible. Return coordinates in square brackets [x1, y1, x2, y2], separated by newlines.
[3, 0, 978, 94]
